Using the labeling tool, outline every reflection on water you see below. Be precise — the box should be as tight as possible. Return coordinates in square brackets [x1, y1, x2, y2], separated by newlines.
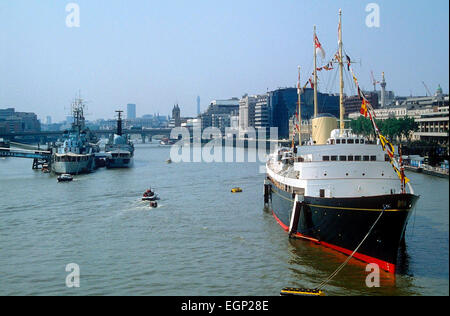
[396, 241, 412, 276]
[0, 143, 448, 295]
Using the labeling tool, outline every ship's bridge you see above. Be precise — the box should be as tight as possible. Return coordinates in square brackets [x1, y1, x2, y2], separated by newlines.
[296, 130, 387, 164]
[113, 134, 127, 145]
[326, 129, 368, 145]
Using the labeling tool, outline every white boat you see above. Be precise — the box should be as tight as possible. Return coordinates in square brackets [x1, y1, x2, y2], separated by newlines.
[57, 174, 73, 182]
[160, 137, 175, 146]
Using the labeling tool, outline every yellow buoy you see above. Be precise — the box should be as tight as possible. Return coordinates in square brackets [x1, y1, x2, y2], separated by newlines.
[280, 287, 325, 296]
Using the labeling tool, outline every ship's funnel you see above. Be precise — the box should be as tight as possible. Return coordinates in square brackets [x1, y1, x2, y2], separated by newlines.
[311, 114, 338, 145]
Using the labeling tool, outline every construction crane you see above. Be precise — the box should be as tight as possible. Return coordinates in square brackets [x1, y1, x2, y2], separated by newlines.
[370, 71, 380, 92]
[422, 81, 432, 96]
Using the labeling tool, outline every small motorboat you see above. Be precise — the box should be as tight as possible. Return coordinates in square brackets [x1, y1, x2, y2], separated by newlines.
[160, 137, 175, 146]
[58, 174, 73, 182]
[143, 189, 154, 196]
[166, 158, 172, 164]
[142, 189, 159, 201]
[149, 201, 158, 208]
[231, 187, 243, 193]
[142, 194, 159, 201]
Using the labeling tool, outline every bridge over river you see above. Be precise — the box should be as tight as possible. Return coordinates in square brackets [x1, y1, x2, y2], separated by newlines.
[0, 128, 172, 143]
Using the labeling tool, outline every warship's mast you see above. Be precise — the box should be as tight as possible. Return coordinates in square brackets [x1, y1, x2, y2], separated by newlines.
[116, 110, 123, 136]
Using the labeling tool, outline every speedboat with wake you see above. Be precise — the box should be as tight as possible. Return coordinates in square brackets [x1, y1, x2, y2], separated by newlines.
[142, 188, 159, 201]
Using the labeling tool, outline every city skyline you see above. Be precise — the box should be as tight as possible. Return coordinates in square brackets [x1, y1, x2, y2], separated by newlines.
[0, 0, 448, 121]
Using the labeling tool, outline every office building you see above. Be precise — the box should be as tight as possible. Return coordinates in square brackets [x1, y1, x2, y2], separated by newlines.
[268, 88, 339, 139]
[415, 106, 449, 145]
[127, 104, 136, 120]
[254, 94, 270, 133]
[200, 98, 239, 130]
[238, 95, 257, 136]
[0, 108, 41, 133]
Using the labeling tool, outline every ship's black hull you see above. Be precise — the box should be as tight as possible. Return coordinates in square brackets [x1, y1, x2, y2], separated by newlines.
[268, 180, 419, 273]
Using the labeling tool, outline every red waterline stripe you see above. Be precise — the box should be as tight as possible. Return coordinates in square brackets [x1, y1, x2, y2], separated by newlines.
[271, 210, 396, 273]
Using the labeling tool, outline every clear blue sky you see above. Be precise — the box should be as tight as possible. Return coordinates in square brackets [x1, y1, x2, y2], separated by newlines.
[0, 0, 448, 121]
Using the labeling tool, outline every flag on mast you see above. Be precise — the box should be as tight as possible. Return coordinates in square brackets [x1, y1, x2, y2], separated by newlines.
[314, 34, 326, 59]
[360, 98, 369, 118]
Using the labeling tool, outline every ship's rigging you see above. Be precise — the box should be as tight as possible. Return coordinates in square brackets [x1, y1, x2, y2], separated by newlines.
[292, 9, 409, 190]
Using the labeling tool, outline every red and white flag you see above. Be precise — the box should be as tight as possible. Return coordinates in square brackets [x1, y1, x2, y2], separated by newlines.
[314, 34, 326, 59]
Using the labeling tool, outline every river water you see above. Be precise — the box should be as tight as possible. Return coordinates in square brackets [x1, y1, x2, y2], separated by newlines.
[0, 143, 448, 296]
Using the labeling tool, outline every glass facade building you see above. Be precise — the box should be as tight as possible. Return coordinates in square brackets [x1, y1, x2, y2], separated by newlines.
[268, 87, 339, 139]
[127, 104, 136, 120]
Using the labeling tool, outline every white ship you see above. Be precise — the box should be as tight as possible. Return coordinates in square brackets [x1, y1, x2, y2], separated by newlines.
[264, 11, 419, 273]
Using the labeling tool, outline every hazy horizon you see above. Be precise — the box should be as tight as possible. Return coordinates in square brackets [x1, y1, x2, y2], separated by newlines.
[1, 0, 448, 122]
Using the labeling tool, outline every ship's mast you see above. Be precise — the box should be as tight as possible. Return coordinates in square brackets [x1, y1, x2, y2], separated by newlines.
[313, 25, 318, 117]
[116, 110, 123, 136]
[338, 9, 345, 134]
[297, 66, 302, 147]
[71, 95, 86, 132]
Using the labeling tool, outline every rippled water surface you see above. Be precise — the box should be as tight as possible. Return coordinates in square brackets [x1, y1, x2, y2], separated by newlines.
[0, 144, 448, 295]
